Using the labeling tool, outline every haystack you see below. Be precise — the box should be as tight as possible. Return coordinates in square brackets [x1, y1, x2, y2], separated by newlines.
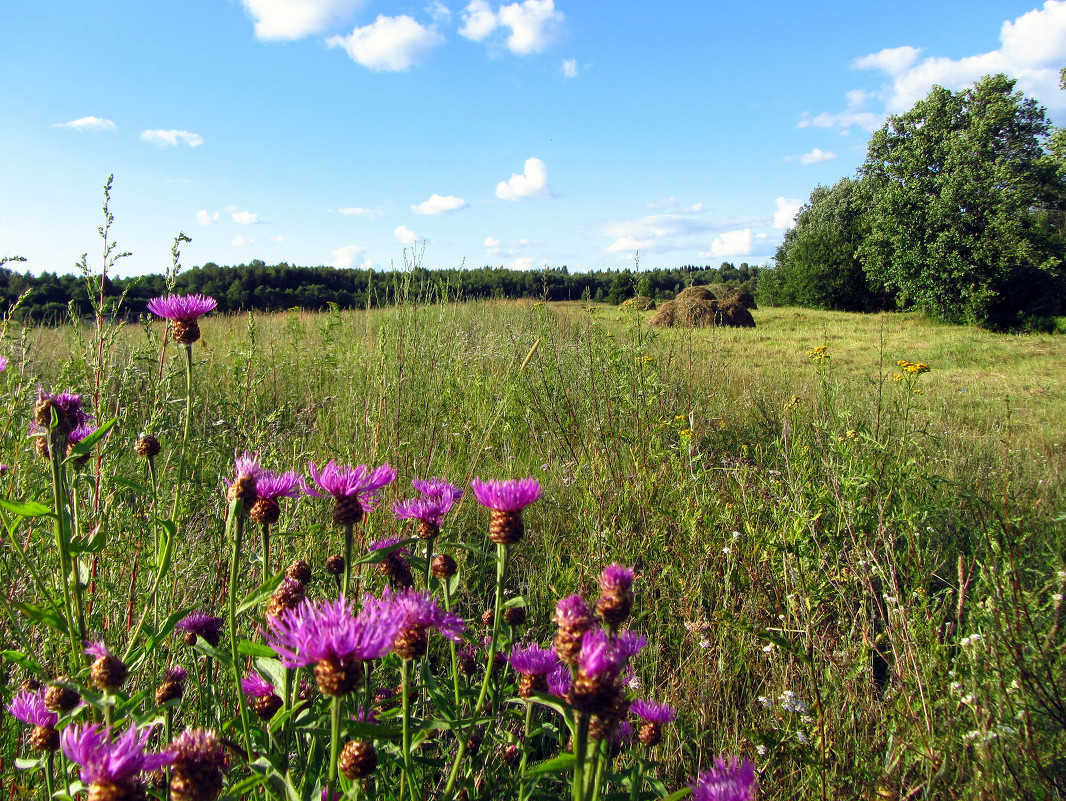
[707, 282, 757, 310]
[676, 285, 716, 302]
[649, 296, 756, 329]
[620, 295, 656, 311]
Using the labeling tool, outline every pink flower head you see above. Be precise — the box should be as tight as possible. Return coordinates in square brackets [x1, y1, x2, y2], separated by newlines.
[508, 643, 560, 677]
[176, 612, 224, 646]
[8, 689, 57, 728]
[0, 356, 8, 372]
[147, 294, 218, 322]
[412, 477, 464, 502]
[255, 468, 303, 501]
[690, 756, 757, 801]
[554, 594, 592, 629]
[378, 587, 466, 644]
[266, 595, 402, 668]
[547, 663, 571, 697]
[84, 639, 113, 660]
[36, 388, 92, 432]
[241, 671, 276, 698]
[615, 630, 648, 660]
[61, 723, 173, 787]
[368, 535, 410, 556]
[163, 666, 188, 683]
[631, 699, 676, 725]
[307, 461, 396, 513]
[599, 564, 634, 594]
[392, 494, 458, 528]
[578, 628, 627, 682]
[470, 477, 542, 512]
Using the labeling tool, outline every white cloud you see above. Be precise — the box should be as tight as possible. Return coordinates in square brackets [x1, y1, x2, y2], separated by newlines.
[428, 1, 451, 24]
[562, 57, 577, 78]
[327, 15, 443, 71]
[196, 210, 219, 226]
[141, 129, 203, 147]
[646, 197, 676, 210]
[602, 210, 766, 255]
[498, 0, 562, 54]
[241, 0, 366, 40]
[484, 236, 501, 248]
[330, 244, 365, 268]
[232, 211, 262, 225]
[809, 1, 1066, 129]
[800, 148, 837, 165]
[773, 197, 803, 230]
[412, 194, 468, 215]
[459, 0, 497, 40]
[705, 229, 753, 259]
[53, 116, 115, 132]
[684, 202, 703, 213]
[459, 0, 563, 54]
[394, 225, 419, 244]
[337, 206, 384, 218]
[496, 157, 551, 200]
[270, 234, 285, 243]
[232, 235, 252, 247]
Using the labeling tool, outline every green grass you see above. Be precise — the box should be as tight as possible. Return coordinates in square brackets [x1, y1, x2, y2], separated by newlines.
[1, 296, 1064, 799]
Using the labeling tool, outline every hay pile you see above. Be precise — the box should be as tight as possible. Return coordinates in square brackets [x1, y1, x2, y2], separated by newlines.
[706, 282, 757, 310]
[620, 295, 656, 311]
[649, 285, 755, 328]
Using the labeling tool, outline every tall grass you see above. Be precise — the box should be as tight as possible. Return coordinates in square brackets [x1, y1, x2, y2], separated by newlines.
[0, 284, 1063, 799]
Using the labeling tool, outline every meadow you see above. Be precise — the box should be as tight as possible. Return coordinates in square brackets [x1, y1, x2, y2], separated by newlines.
[0, 288, 1064, 800]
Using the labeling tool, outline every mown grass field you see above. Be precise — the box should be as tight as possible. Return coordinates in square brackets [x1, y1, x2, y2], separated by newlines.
[1, 295, 1064, 799]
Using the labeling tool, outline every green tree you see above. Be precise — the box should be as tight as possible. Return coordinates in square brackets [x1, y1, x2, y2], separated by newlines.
[772, 177, 881, 311]
[860, 73, 1065, 327]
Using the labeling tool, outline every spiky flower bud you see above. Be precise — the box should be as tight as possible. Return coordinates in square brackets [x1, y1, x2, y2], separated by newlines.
[87, 642, 128, 693]
[595, 564, 635, 627]
[30, 725, 60, 751]
[136, 434, 161, 458]
[501, 743, 520, 768]
[339, 740, 377, 779]
[431, 553, 457, 579]
[481, 609, 494, 627]
[44, 680, 80, 713]
[313, 656, 364, 698]
[169, 728, 226, 801]
[249, 497, 280, 525]
[504, 606, 527, 627]
[325, 554, 345, 575]
[155, 667, 188, 706]
[286, 559, 313, 583]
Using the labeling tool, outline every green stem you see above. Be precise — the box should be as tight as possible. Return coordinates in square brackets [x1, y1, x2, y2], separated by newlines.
[572, 713, 590, 801]
[629, 758, 641, 801]
[262, 522, 271, 585]
[170, 344, 193, 521]
[423, 535, 435, 590]
[329, 695, 342, 799]
[518, 701, 534, 801]
[227, 505, 253, 758]
[48, 434, 79, 668]
[343, 523, 354, 598]
[44, 750, 55, 801]
[443, 578, 461, 711]
[589, 738, 606, 801]
[402, 659, 421, 801]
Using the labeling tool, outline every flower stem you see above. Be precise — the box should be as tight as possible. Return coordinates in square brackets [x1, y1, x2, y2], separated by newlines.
[48, 433, 80, 668]
[329, 695, 342, 799]
[572, 712, 590, 801]
[227, 505, 253, 757]
[170, 344, 193, 521]
[343, 523, 354, 598]
[402, 658, 421, 801]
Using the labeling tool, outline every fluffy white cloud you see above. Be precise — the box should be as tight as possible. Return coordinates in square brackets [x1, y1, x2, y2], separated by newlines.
[196, 210, 219, 226]
[773, 197, 803, 230]
[330, 244, 366, 268]
[337, 206, 384, 218]
[394, 225, 419, 244]
[496, 157, 551, 200]
[459, 0, 497, 40]
[705, 229, 753, 259]
[53, 116, 115, 132]
[232, 211, 262, 225]
[459, 0, 562, 54]
[562, 58, 578, 78]
[800, 148, 837, 165]
[241, 0, 366, 40]
[232, 235, 252, 247]
[808, 1, 1066, 130]
[327, 15, 443, 71]
[602, 209, 765, 255]
[141, 129, 203, 147]
[412, 194, 468, 215]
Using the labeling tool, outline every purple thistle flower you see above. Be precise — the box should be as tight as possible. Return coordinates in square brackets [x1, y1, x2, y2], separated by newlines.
[615, 720, 635, 746]
[147, 293, 218, 322]
[255, 468, 303, 501]
[554, 594, 592, 628]
[0, 356, 8, 372]
[508, 643, 560, 677]
[615, 630, 648, 660]
[578, 628, 627, 682]
[367, 535, 410, 556]
[470, 477, 542, 512]
[83, 639, 112, 660]
[547, 663, 571, 697]
[163, 666, 188, 683]
[411, 476, 464, 501]
[381, 587, 466, 644]
[241, 671, 276, 698]
[689, 756, 757, 801]
[631, 700, 676, 725]
[307, 461, 396, 525]
[392, 495, 457, 529]
[62, 723, 173, 788]
[176, 611, 224, 647]
[266, 595, 401, 669]
[7, 689, 57, 728]
[599, 564, 634, 594]
[35, 388, 91, 436]
[69, 422, 97, 446]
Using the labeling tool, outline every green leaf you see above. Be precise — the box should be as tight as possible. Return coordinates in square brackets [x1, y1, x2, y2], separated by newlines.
[65, 418, 117, 461]
[238, 640, 276, 658]
[237, 572, 285, 616]
[0, 497, 54, 518]
[193, 639, 232, 666]
[657, 788, 693, 801]
[503, 595, 528, 609]
[524, 752, 576, 777]
[1, 649, 42, 674]
[11, 600, 67, 634]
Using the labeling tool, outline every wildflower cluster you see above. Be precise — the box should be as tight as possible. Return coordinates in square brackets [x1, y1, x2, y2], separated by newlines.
[805, 344, 828, 361]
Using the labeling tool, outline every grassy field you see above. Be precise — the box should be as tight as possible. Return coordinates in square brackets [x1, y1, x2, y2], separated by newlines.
[1, 295, 1064, 800]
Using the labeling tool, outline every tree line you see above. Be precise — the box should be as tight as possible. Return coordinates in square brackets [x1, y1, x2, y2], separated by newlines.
[764, 73, 1066, 330]
[0, 258, 764, 323]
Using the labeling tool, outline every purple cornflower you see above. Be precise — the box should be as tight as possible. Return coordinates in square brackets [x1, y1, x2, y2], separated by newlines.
[368, 535, 410, 556]
[412, 476, 464, 501]
[689, 756, 757, 801]
[377, 587, 465, 660]
[62, 723, 172, 792]
[155, 667, 188, 705]
[0, 356, 8, 372]
[227, 450, 263, 508]
[471, 477, 543, 546]
[615, 630, 648, 660]
[553, 593, 594, 666]
[8, 689, 57, 728]
[393, 493, 460, 538]
[307, 461, 397, 526]
[243, 671, 283, 720]
[547, 663, 571, 697]
[368, 536, 415, 589]
[35, 389, 91, 437]
[631, 699, 676, 747]
[177, 611, 224, 647]
[597, 564, 636, 626]
[266, 595, 402, 697]
[85, 639, 128, 692]
[577, 628, 627, 682]
[509, 643, 560, 698]
[147, 294, 217, 345]
[250, 467, 303, 525]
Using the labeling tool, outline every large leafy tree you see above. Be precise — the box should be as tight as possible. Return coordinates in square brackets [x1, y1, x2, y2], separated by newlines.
[771, 177, 883, 312]
[860, 74, 1065, 327]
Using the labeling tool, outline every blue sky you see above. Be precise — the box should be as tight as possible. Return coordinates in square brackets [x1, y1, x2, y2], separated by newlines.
[3, 0, 1066, 277]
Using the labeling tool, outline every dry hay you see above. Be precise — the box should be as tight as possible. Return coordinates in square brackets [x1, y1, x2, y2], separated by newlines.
[676, 285, 717, 302]
[706, 282, 757, 310]
[649, 296, 756, 329]
[620, 295, 656, 311]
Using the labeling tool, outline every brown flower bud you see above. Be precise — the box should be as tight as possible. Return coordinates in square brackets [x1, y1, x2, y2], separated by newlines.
[136, 434, 161, 458]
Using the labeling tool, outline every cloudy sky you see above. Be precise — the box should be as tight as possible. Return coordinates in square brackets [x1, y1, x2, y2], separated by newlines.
[3, 0, 1066, 276]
